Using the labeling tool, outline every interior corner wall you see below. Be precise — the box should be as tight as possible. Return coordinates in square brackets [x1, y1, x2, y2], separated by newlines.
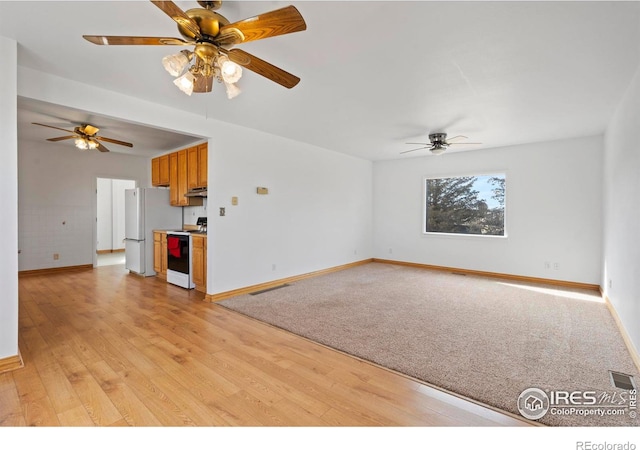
[207, 129, 373, 294]
[373, 135, 603, 285]
[603, 65, 640, 353]
[0, 36, 19, 360]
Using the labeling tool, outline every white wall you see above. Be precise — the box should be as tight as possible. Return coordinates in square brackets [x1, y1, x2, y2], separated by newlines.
[18, 140, 149, 270]
[373, 135, 603, 284]
[16, 68, 374, 295]
[0, 36, 19, 360]
[208, 125, 373, 294]
[603, 65, 640, 353]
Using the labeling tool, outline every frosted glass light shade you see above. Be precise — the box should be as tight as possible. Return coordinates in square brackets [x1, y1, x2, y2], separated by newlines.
[75, 138, 88, 150]
[162, 52, 191, 77]
[221, 60, 242, 84]
[224, 81, 241, 99]
[174, 71, 195, 96]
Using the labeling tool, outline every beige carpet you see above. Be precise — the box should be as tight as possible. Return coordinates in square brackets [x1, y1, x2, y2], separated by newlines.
[219, 262, 640, 427]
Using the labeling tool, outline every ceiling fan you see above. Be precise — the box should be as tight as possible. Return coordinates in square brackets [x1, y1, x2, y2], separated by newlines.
[402, 133, 481, 156]
[31, 122, 133, 153]
[82, 0, 307, 97]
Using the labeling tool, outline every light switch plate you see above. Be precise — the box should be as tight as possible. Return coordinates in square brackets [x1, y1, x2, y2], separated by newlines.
[231, 196, 238, 205]
[257, 187, 269, 195]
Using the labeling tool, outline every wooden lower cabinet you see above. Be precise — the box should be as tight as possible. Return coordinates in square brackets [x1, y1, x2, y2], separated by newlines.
[192, 235, 207, 293]
[153, 232, 168, 279]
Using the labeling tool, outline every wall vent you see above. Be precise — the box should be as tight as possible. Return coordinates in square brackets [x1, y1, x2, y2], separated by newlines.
[249, 284, 291, 296]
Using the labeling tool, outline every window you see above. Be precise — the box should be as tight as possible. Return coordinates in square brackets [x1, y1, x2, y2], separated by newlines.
[425, 174, 506, 236]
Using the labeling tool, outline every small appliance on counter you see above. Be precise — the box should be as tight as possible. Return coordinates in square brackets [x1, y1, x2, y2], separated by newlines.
[196, 216, 207, 233]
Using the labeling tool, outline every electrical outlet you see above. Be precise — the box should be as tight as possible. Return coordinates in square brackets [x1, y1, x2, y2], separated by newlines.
[53, 253, 59, 260]
[272, 264, 276, 271]
[553, 262, 560, 270]
[389, 248, 393, 254]
[544, 261, 550, 269]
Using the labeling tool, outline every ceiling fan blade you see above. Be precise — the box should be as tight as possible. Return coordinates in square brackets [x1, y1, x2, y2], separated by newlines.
[83, 35, 191, 46]
[448, 142, 482, 145]
[32, 122, 76, 134]
[193, 75, 214, 93]
[150, 1, 202, 40]
[445, 135, 468, 142]
[46, 136, 76, 142]
[221, 48, 300, 89]
[405, 142, 429, 145]
[400, 147, 431, 154]
[95, 136, 134, 148]
[215, 5, 306, 45]
[95, 141, 110, 152]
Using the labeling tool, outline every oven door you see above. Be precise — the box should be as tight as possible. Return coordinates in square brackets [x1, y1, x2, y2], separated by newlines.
[167, 233, 190, 274]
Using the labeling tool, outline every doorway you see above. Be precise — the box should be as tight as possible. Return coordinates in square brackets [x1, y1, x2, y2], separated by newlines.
[96, 177, 136, 266]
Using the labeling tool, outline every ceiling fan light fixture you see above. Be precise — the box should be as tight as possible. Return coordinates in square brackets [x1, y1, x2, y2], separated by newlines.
[75, 137, 88, 150]
[224, 81, 241, 99]
[174, 71, 196, 96]
[162, 50, 192, 77]
[218, 56, 242, 84]
[87, 140, 98, 150]
[430, 146, 446, 156]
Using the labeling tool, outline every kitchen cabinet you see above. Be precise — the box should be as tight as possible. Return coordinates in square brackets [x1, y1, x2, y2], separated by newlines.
[151, 154, 170, 187]
[153, 231, 168, 279]
[198, 143, 208, 188]
[170, 150, 203, 207]
[192, 235, 207, 293]
[187, 143, 208, 190]
[152, 143, 206, 205]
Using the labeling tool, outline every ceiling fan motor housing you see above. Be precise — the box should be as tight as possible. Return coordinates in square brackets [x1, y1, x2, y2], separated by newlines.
[429, 133, 448, 145]
[180, 8, 230, 41]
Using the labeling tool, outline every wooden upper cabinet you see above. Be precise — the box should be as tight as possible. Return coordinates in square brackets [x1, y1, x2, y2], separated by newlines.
[187, 143, 208, 190]
[169, 152, 179, 205]
[156, 143, 206, 207]
[152, 154, 170, 187]
[198, 143, 208, 188]
[170, 149, 202, 207]
[187, 146, 199, 191]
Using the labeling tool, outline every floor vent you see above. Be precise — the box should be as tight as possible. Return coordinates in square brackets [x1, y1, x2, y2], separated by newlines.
[609, 371, 637, 390]
[249, 284, 291, 296]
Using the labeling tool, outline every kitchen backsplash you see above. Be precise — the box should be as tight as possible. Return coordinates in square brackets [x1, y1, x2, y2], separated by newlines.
[184, 204, 207, 226]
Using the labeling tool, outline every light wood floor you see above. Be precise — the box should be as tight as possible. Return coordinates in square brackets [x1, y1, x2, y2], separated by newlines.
[2, 264, 530, 427]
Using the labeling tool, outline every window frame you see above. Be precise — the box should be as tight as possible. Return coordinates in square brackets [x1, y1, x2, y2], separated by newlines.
[422, 172, 508, 238]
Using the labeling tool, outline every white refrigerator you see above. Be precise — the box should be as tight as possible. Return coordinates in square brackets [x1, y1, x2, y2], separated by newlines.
[124, 188, 182, 276]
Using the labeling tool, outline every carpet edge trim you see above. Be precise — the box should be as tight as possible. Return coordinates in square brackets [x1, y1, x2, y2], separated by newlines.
[215, 304, 538, 427]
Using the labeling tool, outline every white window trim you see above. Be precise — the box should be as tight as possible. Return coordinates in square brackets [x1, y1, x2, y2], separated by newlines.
[422, 172, 508, 238]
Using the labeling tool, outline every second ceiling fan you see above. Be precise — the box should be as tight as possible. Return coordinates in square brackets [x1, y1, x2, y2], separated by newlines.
[83, 0, 307, 97]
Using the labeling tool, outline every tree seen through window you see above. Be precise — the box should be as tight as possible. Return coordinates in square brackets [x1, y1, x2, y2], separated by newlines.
[425, 174, 505, 236]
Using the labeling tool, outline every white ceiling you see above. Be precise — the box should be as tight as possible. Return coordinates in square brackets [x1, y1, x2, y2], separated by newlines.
[2, 0, 640, 160]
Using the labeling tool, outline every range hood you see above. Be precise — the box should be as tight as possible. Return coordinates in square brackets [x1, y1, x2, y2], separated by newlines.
[185, 187, 208, 197]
